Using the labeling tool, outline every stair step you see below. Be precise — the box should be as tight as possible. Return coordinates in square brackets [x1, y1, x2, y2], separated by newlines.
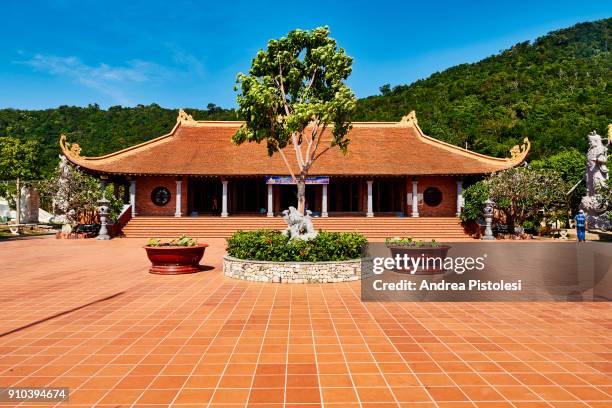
[121, 215, 470, 239]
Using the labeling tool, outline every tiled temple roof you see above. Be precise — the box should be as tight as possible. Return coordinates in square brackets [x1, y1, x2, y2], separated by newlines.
[60, 110, 530, 176]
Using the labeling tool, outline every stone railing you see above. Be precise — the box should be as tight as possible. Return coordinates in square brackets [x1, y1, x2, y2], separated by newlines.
[223, 255, 365, 283]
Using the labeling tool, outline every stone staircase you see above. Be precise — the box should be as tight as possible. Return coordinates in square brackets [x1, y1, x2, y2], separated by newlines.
[122, 216, 471, 240]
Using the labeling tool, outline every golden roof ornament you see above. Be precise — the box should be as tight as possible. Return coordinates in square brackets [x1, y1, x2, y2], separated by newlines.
[70, 143, 82, 157]
[177, 109, 196, 125]
[510, 137, 530, 159]
[59, 133, 81, 157]
[398, 110, 418, 127]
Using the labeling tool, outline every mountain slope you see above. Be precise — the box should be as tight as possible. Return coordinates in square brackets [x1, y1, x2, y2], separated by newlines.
[355, 18, 611, 159]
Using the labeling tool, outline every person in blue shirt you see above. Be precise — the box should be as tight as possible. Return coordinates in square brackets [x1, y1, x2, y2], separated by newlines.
[574, 209, 587, 242]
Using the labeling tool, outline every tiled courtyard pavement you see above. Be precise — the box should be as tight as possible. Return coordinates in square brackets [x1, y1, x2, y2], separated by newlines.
[0, 237, 610, 408]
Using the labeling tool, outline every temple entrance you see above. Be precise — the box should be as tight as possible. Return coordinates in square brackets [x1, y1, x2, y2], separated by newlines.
[229, 178, 267, 215]
[373, 178, 406, 214]
[328, 178, 362, 214]
[188, 178, 221, 215]
[278, 185, 320, 215]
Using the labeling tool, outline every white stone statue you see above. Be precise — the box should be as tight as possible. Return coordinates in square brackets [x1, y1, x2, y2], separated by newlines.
[19, 185, 40, 224]
[580, 130, 610, 230]
[282, 206, 318, 241]
[585, 131, 608, 196]
[55, 155, 72, 224]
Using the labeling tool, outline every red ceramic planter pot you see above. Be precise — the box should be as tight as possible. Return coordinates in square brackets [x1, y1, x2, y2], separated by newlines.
[144, 244, 209, 275]
[386, 245, 451, 274]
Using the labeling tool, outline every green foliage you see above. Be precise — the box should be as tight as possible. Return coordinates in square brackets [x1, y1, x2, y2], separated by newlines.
[487, 166, 569, 231]
[522, 220, 536, 233]
[233, 27, 356, 212]
[0, 136, 43, 217]
[38, 162, 123, 224]
[233, 26, 356, 154]
[385, 237, 440, 247]
[354, 19, 611, 161]
[146, 238, 162, 247]
[530, 148, 585, 185]
[531, 148, 586, 210]
[172, 234, 198, 247]
[595, 180, 612, 221]
[226, 229, 367, 262]
[379, 84, 391, 96]
[0, 104, 238, 175]
[0, 136, 41, 182]
[460, 181, 490, 222]
[147, 235, 199, 247]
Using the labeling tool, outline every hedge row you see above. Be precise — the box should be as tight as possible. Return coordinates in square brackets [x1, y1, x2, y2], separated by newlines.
[226, 230, 368, 262]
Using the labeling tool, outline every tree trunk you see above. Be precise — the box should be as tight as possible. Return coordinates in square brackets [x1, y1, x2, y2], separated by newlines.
[296, 175, 306, 215]
[15, 177, 21, 225]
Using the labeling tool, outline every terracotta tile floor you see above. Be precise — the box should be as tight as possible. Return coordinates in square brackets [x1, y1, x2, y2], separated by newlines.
[0, 237, 610, 407]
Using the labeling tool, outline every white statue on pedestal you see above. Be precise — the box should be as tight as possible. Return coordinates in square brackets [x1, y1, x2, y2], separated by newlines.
[580, 130, 610, 229]
[585, 131, 608, 195]
[282, 206, 318, 241]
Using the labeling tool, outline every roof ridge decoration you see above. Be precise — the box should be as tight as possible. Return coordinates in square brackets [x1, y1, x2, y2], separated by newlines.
[397, 110, 418, 127]
[509, 137, 530, 160]
[58, 109, 531, 176]
[59, 134, 82, 158]
[177, 108, 222, 127]
[396, 110, 530, 165]
[177, 109, 197, 125]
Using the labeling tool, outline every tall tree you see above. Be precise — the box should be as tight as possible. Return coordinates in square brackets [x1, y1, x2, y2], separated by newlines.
[232, 26, 356, 214]
[487, 167, 568, 232]
[0, 136, 41, 224]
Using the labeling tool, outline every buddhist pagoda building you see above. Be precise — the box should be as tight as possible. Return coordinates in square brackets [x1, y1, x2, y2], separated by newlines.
[60, 110, 530, 220]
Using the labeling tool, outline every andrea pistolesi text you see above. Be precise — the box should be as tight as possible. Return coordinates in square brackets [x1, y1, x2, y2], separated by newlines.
[373, 280, 522, 292]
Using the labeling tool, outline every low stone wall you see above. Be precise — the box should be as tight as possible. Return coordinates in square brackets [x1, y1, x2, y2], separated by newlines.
[223, 255, 364, 283]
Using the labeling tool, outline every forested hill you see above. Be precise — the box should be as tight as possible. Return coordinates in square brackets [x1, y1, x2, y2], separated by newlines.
[355, 18, 610, 159]
[0, 18, 609, 175]
[0, 104, 238, 174]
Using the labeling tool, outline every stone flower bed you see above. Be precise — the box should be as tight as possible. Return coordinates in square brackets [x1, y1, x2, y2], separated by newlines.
[223, 229, 368, 283]
[223, 255, 363, 283]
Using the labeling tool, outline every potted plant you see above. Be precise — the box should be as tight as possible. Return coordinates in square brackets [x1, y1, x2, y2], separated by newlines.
[385, 237, 451, 274]
[144, 235, 208, 275]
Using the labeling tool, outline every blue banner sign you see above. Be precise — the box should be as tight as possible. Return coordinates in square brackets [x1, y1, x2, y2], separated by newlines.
[266, 176, 329, 185]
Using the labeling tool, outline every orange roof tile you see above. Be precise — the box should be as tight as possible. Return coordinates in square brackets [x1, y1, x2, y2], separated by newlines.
[60, 110, 529, 177]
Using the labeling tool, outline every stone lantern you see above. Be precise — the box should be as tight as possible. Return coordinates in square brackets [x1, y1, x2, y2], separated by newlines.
[482, 198, 495, 240]
[97, 179, 110, 240]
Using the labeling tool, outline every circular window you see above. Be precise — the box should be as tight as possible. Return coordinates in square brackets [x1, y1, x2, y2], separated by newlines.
[423, 187, 443, 207]
[151, 187, 171, 206]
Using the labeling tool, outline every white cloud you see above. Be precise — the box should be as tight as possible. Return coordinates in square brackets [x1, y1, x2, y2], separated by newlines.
[17, 54, 172, 105]
[171, 48, 207, 79]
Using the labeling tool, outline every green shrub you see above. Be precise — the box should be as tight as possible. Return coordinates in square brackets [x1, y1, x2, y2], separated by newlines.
[146, 234, 198, 247]
[460, 181, 489, 223]
[226, 230, 367, 262]
[385, 237, 440, 247]
[522, 220, 536, 233]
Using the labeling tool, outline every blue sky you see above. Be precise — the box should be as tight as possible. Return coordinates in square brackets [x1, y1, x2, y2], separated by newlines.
[1, 1, 610, 109]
